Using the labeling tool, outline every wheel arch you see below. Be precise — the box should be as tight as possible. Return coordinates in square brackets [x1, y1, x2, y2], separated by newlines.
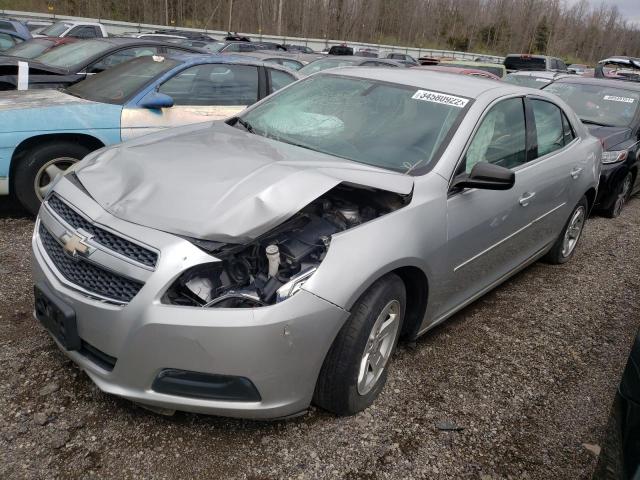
[342, 263, 430, 342]
[9, 133, 105, 191]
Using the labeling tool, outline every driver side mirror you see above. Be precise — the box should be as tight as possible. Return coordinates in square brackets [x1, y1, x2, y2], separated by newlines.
[452, 162, 515, 191]
[139, 91, 174, 110]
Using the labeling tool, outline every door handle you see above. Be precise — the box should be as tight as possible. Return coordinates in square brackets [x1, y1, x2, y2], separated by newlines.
[570, 167, 583, 179]
[519, 192, 536, 206]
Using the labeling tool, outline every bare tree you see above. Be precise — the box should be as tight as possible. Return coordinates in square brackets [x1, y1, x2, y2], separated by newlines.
[11, 0, 640, 61]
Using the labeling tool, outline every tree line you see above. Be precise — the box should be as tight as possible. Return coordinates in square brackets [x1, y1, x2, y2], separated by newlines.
[3, 0, 640, 63]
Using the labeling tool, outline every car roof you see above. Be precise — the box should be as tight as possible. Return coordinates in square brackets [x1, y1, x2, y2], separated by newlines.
[441, 60, 504, 69]
[53, 20, 103, 27]
[506, 71, 565, 79]
[505, 53, 552, 59]
[325, 67, 516, 98]
[552, 75, 640, 91]
[417, 65, 501, 79]
[160, 52, 300, 75]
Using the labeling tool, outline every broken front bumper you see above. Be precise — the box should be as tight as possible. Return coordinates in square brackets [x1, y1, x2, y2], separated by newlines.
[31, 200, 349, 419]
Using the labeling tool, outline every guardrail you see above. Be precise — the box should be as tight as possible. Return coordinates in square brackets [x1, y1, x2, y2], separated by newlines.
[1, 8, 505, 63]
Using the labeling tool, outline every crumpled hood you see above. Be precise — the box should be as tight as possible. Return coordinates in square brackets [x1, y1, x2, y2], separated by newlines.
[77, 122, 414, 243]
[586, 125, 632, 150]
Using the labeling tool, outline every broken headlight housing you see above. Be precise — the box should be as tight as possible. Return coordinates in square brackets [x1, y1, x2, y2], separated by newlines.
[162, 183, 410, 308]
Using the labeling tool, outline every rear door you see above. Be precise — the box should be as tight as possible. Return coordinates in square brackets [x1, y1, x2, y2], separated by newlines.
[121, 63, 261, 140]
[509, 97, 580, 254]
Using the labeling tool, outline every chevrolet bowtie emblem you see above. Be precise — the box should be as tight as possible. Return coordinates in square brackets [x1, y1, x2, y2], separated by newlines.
[62, 233, 89, 256]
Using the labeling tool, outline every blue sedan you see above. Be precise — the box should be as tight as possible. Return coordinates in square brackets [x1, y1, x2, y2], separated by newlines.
[0, 53, 299, 213]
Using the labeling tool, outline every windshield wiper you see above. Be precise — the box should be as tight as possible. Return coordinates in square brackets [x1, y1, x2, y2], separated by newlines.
[580, 118, 615, 127]
[235, 117, 255, 134]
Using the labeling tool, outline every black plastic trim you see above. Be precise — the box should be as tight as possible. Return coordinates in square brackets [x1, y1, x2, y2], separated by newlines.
[152, 369, 262, 402]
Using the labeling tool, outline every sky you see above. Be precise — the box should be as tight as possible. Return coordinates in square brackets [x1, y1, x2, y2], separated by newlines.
[565, 0, 640, 25]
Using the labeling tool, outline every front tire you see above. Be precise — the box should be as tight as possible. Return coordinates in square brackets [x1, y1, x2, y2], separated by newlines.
[313, 274, 405, 415]
[604, 171, 633, 218]
[13, 142, 90, 215]
[544, 196, 588, 265]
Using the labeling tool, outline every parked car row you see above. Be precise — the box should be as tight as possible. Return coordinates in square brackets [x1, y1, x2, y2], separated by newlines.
[0, 27, 637, 420]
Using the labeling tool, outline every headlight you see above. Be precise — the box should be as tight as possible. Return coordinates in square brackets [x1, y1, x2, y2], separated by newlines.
[276, 267, 317, 302]
[602, 150, 628, 164]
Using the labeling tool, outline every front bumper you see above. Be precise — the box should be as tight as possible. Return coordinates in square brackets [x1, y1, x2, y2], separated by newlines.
[31, 184, 349, 419]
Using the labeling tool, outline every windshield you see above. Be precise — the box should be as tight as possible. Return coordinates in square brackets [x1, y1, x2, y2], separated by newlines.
[35, 39, 111, 69]
[66, 55, 179, 105]
[503, 74, 551, 89]
[298, 58, 360, 76]
[2, 39, 54, 58]
[544, 82, 640, 127]
[240, 74, 469, 174]
[40, 22, 72, 37]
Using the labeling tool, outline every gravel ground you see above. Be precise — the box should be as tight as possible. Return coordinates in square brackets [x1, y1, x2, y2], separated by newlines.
[0, 196, 638, 480]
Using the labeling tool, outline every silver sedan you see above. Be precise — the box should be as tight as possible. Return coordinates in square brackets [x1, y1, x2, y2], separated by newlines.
[32, 68, 601, 418]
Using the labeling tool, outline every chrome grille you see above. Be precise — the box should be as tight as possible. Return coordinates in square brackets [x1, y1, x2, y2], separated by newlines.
[47, 194, 158, 268]
[38, 224, 143, 303]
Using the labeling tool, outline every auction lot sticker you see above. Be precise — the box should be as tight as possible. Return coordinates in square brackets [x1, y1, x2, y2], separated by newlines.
[603, 95, 635, 103]
[412, 90, 469, 108]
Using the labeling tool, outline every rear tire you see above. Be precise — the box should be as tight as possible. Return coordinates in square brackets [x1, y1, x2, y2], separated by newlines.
[313, 274, 405, 415]
[603, 171, 633, 218]
[13, 142, 90, 215]
[543, 196, 588, 265]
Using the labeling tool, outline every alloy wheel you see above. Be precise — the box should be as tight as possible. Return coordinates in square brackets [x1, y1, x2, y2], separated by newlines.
[612, 172, 633, 218]
[357, 299, 400, 395]
[34, 157, 78, 201]
[561, 206, 586, 258]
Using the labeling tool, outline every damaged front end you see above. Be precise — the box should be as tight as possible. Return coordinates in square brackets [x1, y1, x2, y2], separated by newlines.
[162, 183, 410, 308]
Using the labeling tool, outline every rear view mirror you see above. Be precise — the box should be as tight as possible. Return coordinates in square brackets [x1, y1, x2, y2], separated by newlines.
[139, 92, 174, 110]
[452, 162, 515, 191]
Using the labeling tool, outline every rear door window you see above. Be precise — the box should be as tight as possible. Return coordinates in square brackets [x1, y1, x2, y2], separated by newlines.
[530, 99, 565, 157]
[268, 68, 296, 93]
[159, 64, 259, 105]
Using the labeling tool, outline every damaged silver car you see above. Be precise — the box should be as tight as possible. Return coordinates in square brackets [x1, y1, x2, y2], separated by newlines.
[32, 68, 601, 418]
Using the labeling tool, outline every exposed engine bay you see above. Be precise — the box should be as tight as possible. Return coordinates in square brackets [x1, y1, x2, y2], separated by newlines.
[163, 184, 410, 307]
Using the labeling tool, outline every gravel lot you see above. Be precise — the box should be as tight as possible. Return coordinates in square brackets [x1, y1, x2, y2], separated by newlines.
[0, 196, 638, 479]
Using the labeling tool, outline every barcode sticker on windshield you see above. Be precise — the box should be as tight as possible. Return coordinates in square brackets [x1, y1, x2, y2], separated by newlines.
[603, 95, 635, 103]
[535, 78, 551, 82]
[412, 90, 469, 108]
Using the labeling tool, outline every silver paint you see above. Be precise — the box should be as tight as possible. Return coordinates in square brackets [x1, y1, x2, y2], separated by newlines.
[32, 69, 602, 418]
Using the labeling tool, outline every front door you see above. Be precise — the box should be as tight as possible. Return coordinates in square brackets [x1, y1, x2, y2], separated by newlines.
[121, 63, 260, 141]
[442, 97, 532, 315]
